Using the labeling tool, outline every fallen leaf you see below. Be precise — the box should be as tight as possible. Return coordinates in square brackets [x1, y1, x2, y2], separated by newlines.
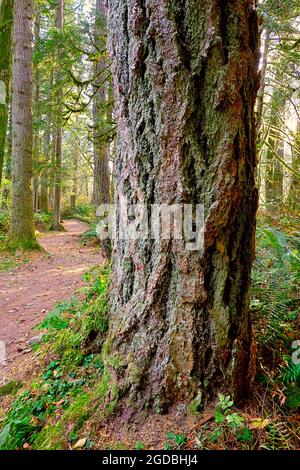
[249, 418, 270, 430]
[73, 438, 87, 449]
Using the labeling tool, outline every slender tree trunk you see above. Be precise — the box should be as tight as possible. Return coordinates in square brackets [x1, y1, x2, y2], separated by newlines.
[93, 0, 110, 207]
[40, 120, 50, 212]
[32, 10, 41, 212]
[1, 100, 12, 207]
[256, 28, 270, 137]
[0, 0, 13, 188]
[48, 131, 56, 211]
[265, 88, 285, 211]
[105, 0, 260, 412]
[288, 120, 300, 211]
[70, 145, 78, 210]
[7, 0, 38, 249]
[51, 0, 64, 230]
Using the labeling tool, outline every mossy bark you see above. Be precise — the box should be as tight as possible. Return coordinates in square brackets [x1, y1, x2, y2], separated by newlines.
[7, 0, 38, 250]
[106, 0, 260, 413]
[0, 0, 13, 188]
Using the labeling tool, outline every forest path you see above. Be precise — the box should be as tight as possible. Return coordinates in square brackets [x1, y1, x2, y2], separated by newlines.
[0, 219, 101, 384]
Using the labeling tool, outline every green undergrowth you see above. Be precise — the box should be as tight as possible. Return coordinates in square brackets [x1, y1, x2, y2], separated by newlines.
[62, 203, 95, 225]
[0, 264, 114, 450]
[34, 211, 52, 232]
[0, 217, 299, 450]
[0, 210, 52, 238]
[251, 217, 300, 412]
[38, 266, 110, 367]
[159, 393, 298, 450]
[80, 223, 99, 246]
[0, 381, 23, 397]
[62, 204, 100, 245]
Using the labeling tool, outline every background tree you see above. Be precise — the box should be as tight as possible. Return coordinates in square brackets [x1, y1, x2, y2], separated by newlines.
[51, 0, 64, 230]
[0, 0, 13, 188]
[92, 0, 111, 207]
[257, 0, 300, 210]
[7, 0, 37, 249]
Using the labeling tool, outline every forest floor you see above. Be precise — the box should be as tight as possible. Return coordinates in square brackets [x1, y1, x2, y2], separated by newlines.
[0, 214, 299, 450]
[0, 219, 101, 386]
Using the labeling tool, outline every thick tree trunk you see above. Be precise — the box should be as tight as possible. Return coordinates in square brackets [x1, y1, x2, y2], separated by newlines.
[0, 0, 13, 188]
[93, 0, 110, 207]
[51, 0, 63, 230]
[105, 0, 260, 412]
[7, 0, 38, 249]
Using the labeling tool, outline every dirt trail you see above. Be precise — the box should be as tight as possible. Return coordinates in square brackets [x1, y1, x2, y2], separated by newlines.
[0, 219, 101, 384]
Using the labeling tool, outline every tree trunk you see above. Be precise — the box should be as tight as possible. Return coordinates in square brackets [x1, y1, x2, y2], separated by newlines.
[265, 87, 285, 211]
[256, 28, 270, 137]
[51, 0, 64, 230]
[105, 0, 260, 412]
[7, 0, 38, 249]
[32, 10, 41, 212]
[0, 0, 13, 188]
[288, 120, 300, 211]
[40, 121, 50, 213]
[93, 0, 110, 207]
[1, 101, 12, 207]
[70, 143, 78, 210]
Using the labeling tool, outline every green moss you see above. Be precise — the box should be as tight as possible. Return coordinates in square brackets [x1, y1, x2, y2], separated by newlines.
[107, 354, 122, 371]
[189, 391, 203, 415]
[5, 237, 41, 252]
[0, 380, 22, 397]
[33, 391, 91, 450]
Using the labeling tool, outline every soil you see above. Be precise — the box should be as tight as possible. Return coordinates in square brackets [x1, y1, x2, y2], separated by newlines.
[0, 219, 101, 385]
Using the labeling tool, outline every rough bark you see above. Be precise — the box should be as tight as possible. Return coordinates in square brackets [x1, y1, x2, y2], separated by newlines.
[51, 0, 63, 230]
[0, 0, 13, 188]
[93, 0, 110, 207]
[106, 0, 260, 413]
[7, 0, 37, 249]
